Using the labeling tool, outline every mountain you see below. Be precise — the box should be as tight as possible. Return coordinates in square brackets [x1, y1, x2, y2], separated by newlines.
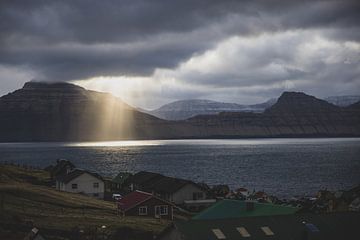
[266, 92, 339, 114]
[147, 98, 277, 120]
[324, 95, 360, 107]
[185, 92, 360, 137]
[0, 82, 184, 141]
[144, 94, 359, 121]
[0, 83, 359, 142]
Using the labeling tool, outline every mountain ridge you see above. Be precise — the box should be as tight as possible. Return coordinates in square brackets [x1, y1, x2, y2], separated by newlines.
[146, 98, 277, 120]
[142, 93, 357, 121]
[325, 95, 360, 107]
[0, 82, 359, 141]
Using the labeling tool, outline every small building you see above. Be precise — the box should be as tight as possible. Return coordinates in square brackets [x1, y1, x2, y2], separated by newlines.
[159, 212, 360, 240]
[117, 190, 174, 220]
[56, 169, 104, 199]
[128, 171, 207, 205]
[128, 171, 163, 190]
[236, 187, 250, 198]
[193, 199, 300, 220]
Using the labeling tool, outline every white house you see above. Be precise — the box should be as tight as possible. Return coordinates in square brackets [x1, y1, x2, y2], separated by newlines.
[56, 169, 105, 199]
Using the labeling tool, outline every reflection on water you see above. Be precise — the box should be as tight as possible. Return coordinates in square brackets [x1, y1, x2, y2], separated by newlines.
[0, 138, 359, 197]
[1, 138, 359, 147]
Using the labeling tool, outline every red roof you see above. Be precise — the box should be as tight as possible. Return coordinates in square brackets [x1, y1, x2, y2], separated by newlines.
[117, 190, 153, 211]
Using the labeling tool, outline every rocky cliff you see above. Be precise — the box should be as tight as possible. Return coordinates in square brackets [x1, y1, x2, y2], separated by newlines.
[185, 92, 360, 137]
[0, 83, 359, 141]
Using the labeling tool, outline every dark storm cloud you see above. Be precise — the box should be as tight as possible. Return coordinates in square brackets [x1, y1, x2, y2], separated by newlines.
[0, 0, 253, 81]
[0, 0, 359, 82]
[0, 0, 248, 44]
[0, 0, 359, 109]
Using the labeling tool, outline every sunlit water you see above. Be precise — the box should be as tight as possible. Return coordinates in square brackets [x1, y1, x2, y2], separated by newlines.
[1, 138, 359, 198]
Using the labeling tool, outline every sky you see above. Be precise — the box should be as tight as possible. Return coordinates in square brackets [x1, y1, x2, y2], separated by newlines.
[0, 0, 359, 109]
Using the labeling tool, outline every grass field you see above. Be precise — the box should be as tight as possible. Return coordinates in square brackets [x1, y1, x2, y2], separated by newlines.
[0, 164, 170, 240]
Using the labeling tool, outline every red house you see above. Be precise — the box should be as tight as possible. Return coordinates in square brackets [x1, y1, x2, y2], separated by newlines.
[117, 190, 175, 220]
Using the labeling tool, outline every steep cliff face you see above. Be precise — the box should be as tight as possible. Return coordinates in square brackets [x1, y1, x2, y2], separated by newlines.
[0, 83, 359, 142]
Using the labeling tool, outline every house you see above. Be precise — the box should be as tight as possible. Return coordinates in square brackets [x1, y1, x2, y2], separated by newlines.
[56, 169, 104, 199]
[192, 199, 300, 220]
[48, 159, 75, 179]
[159, 212, 360, 240]
[117, 190, 174, 220]
[128, 171, 163, 190]
[236, 187, 250, 198]
[127, 171, 207, 205]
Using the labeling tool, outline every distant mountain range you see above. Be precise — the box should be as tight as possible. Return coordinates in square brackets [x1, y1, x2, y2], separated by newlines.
[144, 98, 277, 120]
[0, 82, 359, 142]
[324, 95, 360, 107]
[143, 95, 360, 121]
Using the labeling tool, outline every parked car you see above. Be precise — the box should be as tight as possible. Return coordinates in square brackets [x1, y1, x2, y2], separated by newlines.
[112, 193, 122, 201]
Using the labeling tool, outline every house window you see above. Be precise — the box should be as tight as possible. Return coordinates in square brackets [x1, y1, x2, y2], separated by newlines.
[155, 205, 168, 215]
[93, 182, 99, 188]
[93, 193, 99, 197]
[72, 184, 78, 189]
[139, 206, 148, 215]
[193, 192, 204, 200]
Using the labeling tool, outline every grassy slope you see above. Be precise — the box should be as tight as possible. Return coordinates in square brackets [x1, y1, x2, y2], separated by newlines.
[0, 164, 170, 240]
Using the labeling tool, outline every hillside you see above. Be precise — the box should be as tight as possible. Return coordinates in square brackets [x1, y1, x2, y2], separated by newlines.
[185, 92, 360, 137]
[143, 94, 359, 121]
[0, 82, 184, 141]
[0, 164, 169, 240]
[0, 82, 359, 141]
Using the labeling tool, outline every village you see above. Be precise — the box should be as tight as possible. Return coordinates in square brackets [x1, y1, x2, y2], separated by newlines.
[1, 160, 359, 240]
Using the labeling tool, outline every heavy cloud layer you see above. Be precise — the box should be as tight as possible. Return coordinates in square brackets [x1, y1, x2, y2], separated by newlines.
[0, 0, 359, 108]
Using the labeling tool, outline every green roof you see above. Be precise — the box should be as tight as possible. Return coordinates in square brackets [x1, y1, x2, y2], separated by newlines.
[193, 200, 299, 220]
[175, 212, 360, 240]
[112, 172, 132, 185]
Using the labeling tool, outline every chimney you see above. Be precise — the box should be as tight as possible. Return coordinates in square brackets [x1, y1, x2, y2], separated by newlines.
[246, 201, 255, 211]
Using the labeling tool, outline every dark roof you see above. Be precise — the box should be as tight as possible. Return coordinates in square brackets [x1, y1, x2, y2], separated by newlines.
[56, 169, 103, 184]
[130, 171, 163, 185]
[130, 171, 202, 194]
[172, 212, 360, 240]
[145, 176, 193, 193]
[193, 200, 300, 220]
